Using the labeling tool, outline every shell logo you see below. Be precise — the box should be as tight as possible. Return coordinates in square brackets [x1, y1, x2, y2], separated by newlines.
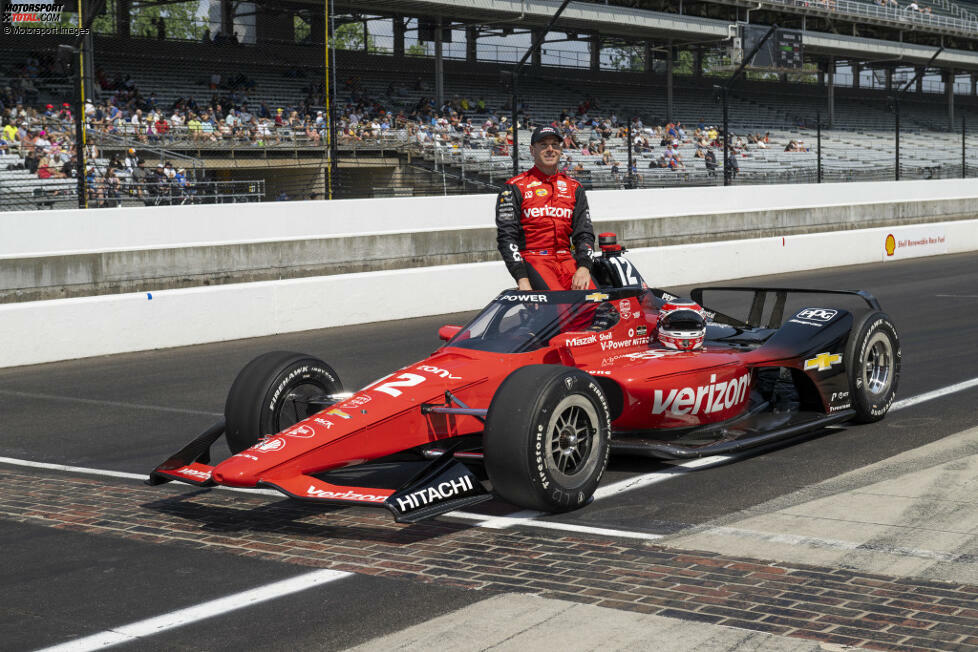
[884, 233, 896, 256]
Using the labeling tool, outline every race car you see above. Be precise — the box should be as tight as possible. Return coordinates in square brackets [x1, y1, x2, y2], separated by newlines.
[149, 233, 901, 523]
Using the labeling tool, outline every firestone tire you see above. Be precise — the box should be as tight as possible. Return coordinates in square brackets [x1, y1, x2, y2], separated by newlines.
[845, 311, 901, 423]
[484, 365, 611, 513]
[224, 351, 342, 454]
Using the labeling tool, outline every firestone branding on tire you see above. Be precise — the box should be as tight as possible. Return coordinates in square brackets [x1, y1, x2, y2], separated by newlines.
[267, 365, 335, 411]
[530, 378, 610, 506]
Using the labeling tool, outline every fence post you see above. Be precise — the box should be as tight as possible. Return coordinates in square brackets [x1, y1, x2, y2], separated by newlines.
[626, 119, 634, 189]
[817, 111, 822, 183]
[963, 116, 967, 179]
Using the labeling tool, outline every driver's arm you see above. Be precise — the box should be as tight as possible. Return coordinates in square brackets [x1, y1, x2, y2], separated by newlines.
[570, 185, 595, 277]
[496, 185, 527, 283]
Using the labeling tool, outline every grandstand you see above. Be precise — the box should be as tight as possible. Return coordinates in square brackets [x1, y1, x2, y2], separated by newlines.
[3, 0, 978, 208]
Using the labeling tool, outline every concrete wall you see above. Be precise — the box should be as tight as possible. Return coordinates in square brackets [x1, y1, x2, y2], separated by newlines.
[2, 218, 974, 369]
[4, 178, 978, 256]
[4, 179, 978, 302]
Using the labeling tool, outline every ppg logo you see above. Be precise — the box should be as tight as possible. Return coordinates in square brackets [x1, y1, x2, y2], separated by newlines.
[797, 308, 838, 322]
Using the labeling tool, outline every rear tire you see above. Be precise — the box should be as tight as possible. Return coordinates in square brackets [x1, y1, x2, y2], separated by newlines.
[224, 351, 342, 454]
[845, 312, 900, 423]
[484, 366, 611, 512]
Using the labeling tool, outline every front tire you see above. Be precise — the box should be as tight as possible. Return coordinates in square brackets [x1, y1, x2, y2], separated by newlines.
[224, 351, 343, 454]
[845, 312, 900, 423]
[484, 366, 611, 512]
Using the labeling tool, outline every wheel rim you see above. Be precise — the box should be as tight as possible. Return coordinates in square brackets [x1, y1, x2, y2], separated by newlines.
[275, 382, 326, 432]
[544, 395, 599, 483]
[862, 332, 893, 396]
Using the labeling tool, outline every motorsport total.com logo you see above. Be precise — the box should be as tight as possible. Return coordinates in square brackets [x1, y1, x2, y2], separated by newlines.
[2, 1, 88, 35]
[3, 1, 64, 24]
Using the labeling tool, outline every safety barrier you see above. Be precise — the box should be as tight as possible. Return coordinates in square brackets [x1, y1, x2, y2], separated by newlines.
[4, 178, 978, 302]
[1, 216, 975, 368]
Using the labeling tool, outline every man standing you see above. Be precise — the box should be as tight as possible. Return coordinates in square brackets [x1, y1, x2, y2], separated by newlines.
[495, 125, 595, 291]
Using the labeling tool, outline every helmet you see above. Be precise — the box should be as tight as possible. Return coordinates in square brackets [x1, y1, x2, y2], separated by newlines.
[657, 299, 707, 351]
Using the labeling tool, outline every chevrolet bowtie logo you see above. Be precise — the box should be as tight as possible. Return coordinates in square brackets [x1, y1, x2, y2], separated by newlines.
[804, 352, 842, 372]
[584, 292, 609, 302]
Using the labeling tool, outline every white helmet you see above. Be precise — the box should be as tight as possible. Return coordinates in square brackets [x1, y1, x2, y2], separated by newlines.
[657, 300, 707, 351]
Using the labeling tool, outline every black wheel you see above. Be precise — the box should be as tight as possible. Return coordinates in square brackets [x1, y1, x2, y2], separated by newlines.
[484, 366, 611, 512]
[224, 351, 342, 454]
[845, 311, 901, 423]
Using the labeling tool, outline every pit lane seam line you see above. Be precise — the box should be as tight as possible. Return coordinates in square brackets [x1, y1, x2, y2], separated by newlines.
[685, 526, 974, 564]
[0, 388, 223, 417]
[35, 568, 351, 652]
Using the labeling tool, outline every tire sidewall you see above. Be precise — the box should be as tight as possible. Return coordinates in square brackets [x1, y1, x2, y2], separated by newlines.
[257, 359, 340, 435]
[847, 312, 901, 423]
[225, 352, 341, 454]
[528, 375, 611, 508]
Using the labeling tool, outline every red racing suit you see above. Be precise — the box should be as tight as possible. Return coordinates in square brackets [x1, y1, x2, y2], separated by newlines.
[495, 166, 596, 291]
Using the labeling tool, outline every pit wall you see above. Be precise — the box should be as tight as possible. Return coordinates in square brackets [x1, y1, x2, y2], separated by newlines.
[4, 178, 978, 303]
[3, 178, 977, 256]
[1, 218, 973, 368]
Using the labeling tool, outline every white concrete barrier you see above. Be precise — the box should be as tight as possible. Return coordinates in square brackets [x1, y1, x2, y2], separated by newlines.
[2, 218, 975, 368]
[4, 178, 978, 257]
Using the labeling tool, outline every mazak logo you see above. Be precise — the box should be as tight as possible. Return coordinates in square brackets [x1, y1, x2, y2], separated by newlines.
[652, 372, 751, 416]
[523, 205, 571, 220]
[4, 2, 64, 24]
[566, 334, 598, 347]
[804, 352, 842, 372]
[796, 308, 838, 322]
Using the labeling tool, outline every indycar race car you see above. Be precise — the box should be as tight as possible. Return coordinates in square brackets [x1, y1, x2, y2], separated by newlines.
[149, 233, 901, 523]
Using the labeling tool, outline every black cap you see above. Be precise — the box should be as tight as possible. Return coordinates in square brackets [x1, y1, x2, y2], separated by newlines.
[530, 125, 560, 144]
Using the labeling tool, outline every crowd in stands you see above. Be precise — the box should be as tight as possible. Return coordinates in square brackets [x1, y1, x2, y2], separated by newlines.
[2, 50, 831, 204]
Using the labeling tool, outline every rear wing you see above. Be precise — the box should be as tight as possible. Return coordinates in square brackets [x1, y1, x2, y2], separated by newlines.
[690, 287, 881, 329]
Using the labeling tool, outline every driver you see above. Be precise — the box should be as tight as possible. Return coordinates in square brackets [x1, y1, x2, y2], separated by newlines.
[495, 125, 596, 292]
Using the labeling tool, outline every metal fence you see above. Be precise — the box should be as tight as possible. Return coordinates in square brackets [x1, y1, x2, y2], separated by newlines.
[1, 177, 265, 211]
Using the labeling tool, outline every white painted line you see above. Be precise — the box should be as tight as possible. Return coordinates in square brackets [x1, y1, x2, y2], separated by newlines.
[0, 389, 223, 417]
[0, 457, 147, 481]
[0, 457, 281, 497]
[37, 568, 350, 652]
[935, 294, 978, 298]
[891, 376, 978, 412]
[448, 510, 664, 541]
[592, 455, 733, 500]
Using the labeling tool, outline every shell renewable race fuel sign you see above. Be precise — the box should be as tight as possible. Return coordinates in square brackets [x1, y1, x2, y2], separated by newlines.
[883, 227, 947, 262]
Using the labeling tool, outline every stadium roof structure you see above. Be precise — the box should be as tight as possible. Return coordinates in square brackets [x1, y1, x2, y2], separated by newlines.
[331, 0, 978, 70]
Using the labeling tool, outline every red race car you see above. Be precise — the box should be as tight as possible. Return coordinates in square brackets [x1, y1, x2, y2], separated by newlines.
[150, 234, 901, 522]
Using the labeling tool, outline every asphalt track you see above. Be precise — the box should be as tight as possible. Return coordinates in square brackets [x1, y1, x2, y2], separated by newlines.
[2, 252, 978, 651]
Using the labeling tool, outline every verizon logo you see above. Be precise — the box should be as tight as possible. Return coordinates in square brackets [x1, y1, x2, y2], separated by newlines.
[652, 372, 751, 415]
[523, 205, 571, 219]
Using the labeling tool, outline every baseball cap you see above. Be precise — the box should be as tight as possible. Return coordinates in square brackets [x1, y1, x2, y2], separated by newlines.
[530, 125, 560, 144]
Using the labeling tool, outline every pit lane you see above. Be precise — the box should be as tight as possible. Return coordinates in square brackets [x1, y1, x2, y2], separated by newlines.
[3, 252, 978, 651]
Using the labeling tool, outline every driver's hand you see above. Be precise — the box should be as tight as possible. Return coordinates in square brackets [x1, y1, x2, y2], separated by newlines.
[517, 277, 533, 291]
[571, 267, 591, 290]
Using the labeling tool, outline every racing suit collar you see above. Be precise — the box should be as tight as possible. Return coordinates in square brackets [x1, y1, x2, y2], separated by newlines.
[529, 165, 561, 183]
